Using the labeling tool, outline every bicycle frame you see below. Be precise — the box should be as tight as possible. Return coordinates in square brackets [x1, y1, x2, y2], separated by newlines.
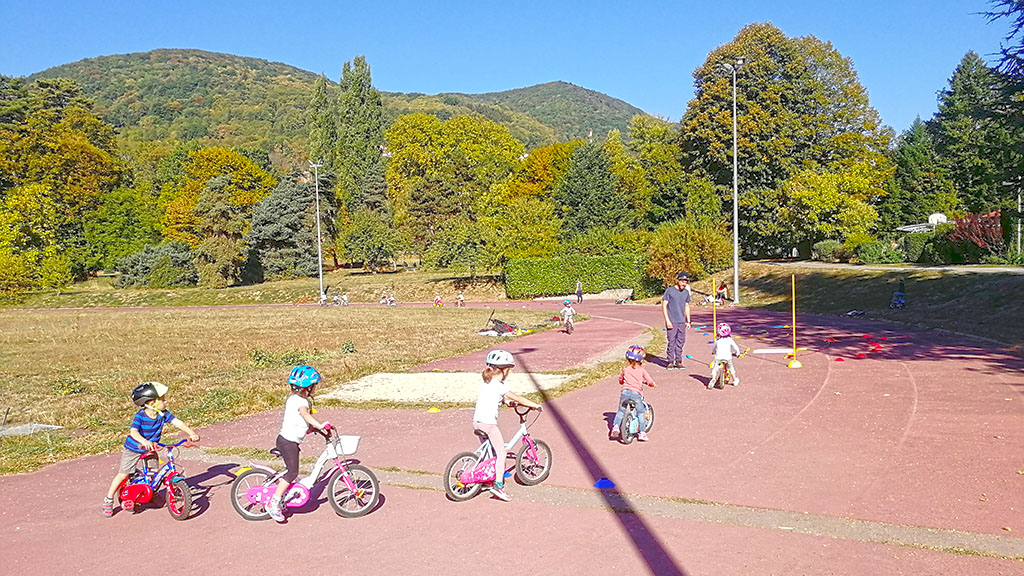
[461, 419, 539, 486]
[119, 439, 188, 506]
[240, 432, 360, 508]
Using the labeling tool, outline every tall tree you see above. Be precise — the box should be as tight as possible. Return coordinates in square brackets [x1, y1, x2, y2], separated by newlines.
[335, 56, 387, 214]
[554, 141, 628, 237]
[603, 129, 651, 229]
[879, 118, 958, 229]
[627, 115, 686, 225]
[679, 23, 892, 254]
[249, 173, 324, 280]
[931, 52, 1007, 213]
[307, 74, 337, 170]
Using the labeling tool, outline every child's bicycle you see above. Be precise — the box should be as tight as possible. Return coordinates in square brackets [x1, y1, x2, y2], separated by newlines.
[229, 425, 380, 520]
[889, 291, 906, 309]
[116, 438, 195, 521]
[443, 404, 552, 501]
[711, 361, 735, 389]
[563, 315, 575, 334]
[618, 397, 654, 445]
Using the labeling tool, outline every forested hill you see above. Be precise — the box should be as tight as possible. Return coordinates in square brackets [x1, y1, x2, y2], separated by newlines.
[29, 49, 646, 164]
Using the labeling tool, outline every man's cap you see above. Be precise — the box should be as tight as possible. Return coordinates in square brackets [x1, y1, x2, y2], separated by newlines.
[676, 272, 690, 281]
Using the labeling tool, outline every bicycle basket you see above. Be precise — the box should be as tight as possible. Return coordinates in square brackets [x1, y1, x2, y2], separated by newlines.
[339, 435, 360, 455]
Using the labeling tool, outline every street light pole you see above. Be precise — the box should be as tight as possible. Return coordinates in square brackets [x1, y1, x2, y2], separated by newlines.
[309, 160, 325, 304]
[723, 58, 744, 304]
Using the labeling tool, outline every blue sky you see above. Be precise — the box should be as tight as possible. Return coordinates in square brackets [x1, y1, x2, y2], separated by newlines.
[0, 0, 1011, 133]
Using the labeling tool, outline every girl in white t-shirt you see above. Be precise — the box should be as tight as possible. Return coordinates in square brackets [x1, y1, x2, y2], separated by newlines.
[267, 365, 330, 522]
[473, 350, 541, 501]
[709, 323, 741, 388]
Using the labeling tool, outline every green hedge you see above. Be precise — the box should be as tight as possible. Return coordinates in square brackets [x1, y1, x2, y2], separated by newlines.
[901, 233, 933, 263]
[811, 240, 842, 262]
[856, 240, 903, 264]
[504, 255, 648, 299]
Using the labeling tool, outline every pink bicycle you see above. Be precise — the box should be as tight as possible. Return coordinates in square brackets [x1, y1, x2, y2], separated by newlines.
[443, 404, 552, 501]
[229, 426, 380, 520]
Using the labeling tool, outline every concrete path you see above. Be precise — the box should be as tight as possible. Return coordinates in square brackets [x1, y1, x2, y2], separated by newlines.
[1, 299, 1022, 575]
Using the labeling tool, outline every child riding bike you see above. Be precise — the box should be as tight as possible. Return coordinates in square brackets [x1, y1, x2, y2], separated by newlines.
[709, 323, 741, 388]
[472, 350, 541, 501]
[610, 345, 656, 441]
[267, 366, 331, 522]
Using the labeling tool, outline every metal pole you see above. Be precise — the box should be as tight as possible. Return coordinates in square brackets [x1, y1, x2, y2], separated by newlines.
[731, 66, 740, 305]
[310, 161, 325, 303]
[1018, 189, 1021, 254]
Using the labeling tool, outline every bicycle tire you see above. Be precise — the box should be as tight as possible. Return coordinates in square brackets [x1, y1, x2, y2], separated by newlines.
[230, 468, 273, 521]
[644, 401, 654, 433]
[167, 476, 192, 521]
[515, 439, 553, 486]
[328, 464, 380, 518]
[443, 451, 483, 502]
[620, 412, 636, 444]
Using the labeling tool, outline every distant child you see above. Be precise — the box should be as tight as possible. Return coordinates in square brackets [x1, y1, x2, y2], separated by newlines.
[709, 323, 741, 388]
[340, 293, 349, 306]
[267, 366, 331, 522]
[610, 346, 656, 441]
[473, 350, 542, 502]
[433, 292, 443, 307]
[715, 281, 729, 304]
[456, 291, 465, 307]
[560, 299, 576, 334]
[103, 382, 199, 517]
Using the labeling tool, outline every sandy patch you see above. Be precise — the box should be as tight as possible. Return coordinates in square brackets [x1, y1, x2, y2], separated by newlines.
[320, 372, 576, 403]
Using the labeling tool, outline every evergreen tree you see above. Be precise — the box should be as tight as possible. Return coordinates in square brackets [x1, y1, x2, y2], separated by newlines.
[880, 118, 958, 229]
[249, 173, 321, 280]
[192, 175, 251, 287]
[931, 52, 1006, 213]
[335, 56, 387, 214]
[554, 141, 628, 237]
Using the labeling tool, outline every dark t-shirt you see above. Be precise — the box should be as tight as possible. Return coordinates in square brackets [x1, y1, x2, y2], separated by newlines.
[662, 286, 691, 324]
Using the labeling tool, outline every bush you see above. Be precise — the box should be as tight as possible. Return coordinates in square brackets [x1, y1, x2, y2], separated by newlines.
[645, 219, 731, 285]
[811, 240, 842, 262]
[900, 233, 933, 263]
[840, 233, 875, 262]
[856, 240, 903, 264]
[114, 242, 198, 288]
[504, 255, 647, 299]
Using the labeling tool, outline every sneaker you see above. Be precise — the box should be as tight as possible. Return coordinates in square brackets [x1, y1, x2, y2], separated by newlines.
[673, 362, 684, 370]
[267, 500, 285, 522]
[637, 432, 649, 442]
[732, 378, 740, 387]
[609, 426, 620, 439]
[489, 483, 511, 502]
[102, 497, 114, 518]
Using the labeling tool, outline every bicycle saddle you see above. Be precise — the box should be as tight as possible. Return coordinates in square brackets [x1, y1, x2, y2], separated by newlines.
[473, 429, 490, 441]
[269, 447, 282, 458]
[621, 399, 637, 409]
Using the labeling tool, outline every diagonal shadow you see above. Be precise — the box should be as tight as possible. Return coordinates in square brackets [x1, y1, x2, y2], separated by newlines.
[516, 353, 688, 576]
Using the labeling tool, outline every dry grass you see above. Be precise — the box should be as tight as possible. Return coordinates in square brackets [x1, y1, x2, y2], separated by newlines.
[7, 267, 508, 309]
[0, 306, 550, 474]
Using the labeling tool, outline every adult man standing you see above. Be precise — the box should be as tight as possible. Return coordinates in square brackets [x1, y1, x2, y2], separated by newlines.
[575, 278, 583, 304]
[662, 272, 692, 369]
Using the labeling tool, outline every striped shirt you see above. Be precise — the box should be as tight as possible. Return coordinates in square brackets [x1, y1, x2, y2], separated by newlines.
[123, 409, 175, 453]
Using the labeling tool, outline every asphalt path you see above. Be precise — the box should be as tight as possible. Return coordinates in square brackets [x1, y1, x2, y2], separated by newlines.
[1, 299, 1022, 575]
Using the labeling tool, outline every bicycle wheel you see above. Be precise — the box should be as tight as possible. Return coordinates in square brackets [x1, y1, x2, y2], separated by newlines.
[328, 464, 380, 518]
[643, 402, 654, 433]
[443, 451, 483, 502]
[620, 412, 636, 444]
[230, 468, 273, 521]
[166, 476, 192, 521]
[567, 320, 574, 334]
[515, 439, 552, 486]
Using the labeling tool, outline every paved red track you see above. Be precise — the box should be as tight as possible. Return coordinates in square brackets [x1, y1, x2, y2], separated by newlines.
[2, 300, 1022, 575]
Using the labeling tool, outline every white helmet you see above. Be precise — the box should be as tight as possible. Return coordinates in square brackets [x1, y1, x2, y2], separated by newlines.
[485, 349, 515, 368]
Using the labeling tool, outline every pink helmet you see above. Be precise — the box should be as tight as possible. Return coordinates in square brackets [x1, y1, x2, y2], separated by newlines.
[717, 323, 732, 338]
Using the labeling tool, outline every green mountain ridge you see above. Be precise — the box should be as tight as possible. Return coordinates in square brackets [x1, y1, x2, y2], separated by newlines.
[27, 49, 646, 166]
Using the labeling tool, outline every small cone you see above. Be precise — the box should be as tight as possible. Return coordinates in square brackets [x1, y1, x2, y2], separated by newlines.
[835, 358, 845, 362]
[427, 407, 441, 413]
[594, 478, 616, 489]
[788, 359, 802, 368]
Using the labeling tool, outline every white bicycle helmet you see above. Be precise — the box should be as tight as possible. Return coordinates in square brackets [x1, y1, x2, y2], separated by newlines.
[485, 349, 515, 368]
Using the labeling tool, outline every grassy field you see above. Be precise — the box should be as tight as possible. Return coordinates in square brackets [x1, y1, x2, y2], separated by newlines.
[0, 306, 552, 474]
[5, 267, 508, 310]
[688, 262, 1024, 349]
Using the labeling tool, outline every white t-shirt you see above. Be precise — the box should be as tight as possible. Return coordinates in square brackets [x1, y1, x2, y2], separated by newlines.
[473, 379, 510, 425]
[279, 394, 311, 443]
[713, 337, 740, 361]
[560, 305, 575, 320]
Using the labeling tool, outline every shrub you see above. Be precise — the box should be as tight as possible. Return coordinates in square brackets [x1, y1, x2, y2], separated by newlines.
[114, 242, 198, 288]
[900, 233, 933, 263]
[811, 240, 842, 262]
[645, 219, 731, 285]
[504, 255, 647, 299]
[839, 233, 875, 262]
[856, 240, 903, 264]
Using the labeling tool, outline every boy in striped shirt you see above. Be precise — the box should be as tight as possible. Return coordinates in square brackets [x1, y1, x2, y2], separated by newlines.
[102, 382, 199, 517]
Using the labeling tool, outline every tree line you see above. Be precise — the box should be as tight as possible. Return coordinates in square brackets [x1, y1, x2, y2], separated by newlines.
[2, 18, 1023, 298]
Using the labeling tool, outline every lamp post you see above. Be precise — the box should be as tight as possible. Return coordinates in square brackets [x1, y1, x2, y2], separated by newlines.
[722, 57, 745, 304]
[309, 160, 325, 304]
